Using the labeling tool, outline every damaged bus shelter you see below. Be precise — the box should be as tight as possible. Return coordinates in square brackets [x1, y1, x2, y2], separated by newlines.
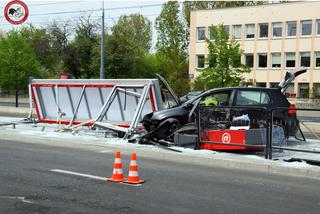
[29, 77, 179, 138]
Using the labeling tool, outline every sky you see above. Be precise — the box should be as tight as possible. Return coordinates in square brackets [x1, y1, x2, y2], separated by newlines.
[0, 0, 169, 49]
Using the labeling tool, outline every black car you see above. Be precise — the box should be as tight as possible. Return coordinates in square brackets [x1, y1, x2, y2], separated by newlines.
[142, 68, 307, 141]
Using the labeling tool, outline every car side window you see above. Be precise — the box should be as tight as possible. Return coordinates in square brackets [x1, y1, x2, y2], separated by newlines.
[202, 92, 230, 106]
[235, 90, 270, 105]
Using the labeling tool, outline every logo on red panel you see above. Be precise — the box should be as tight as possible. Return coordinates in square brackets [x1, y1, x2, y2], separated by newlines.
[4, 0, 29, 25]
[222, 133, 231, 144]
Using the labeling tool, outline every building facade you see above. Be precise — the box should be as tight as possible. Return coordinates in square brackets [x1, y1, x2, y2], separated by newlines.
[189, 1, 320, 97]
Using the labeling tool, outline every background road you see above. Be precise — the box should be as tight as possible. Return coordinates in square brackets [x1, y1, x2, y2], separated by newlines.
[0, 102, 29, 108]
[0, 139, 319, 214]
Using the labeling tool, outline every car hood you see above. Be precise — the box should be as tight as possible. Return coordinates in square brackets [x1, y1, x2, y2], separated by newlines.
[150, 106, 189, 121]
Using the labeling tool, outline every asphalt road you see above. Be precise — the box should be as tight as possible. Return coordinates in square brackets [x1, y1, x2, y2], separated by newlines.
[0, 140, 319, 214]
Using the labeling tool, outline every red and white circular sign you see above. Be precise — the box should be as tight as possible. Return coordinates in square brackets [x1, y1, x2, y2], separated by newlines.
[222, 133, 231, 144]
[4, 0, 29, 25]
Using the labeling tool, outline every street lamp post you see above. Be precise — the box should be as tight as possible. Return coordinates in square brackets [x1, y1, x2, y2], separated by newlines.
[100, 0, 105, 79]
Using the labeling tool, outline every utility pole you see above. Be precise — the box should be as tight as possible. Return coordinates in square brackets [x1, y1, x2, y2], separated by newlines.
[100, 0, 105, 79]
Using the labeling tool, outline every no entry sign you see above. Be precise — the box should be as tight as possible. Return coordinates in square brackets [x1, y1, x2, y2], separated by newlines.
[4, 0, 29, 25]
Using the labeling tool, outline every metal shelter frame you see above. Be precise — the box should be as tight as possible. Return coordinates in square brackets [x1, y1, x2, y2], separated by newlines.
[29, 79, 160, 139]
[92, 82, 152, 138]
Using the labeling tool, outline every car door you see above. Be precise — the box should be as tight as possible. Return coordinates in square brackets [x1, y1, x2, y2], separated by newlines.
[231, 89, 271, 128]
[197, 89, 233, 127]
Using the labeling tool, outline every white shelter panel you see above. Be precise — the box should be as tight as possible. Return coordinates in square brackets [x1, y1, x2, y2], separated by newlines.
[85, 87, 109, 119]
[57, 87, 75, 120]
[31, 79, 165, 125]
[103, 87, 145, 122]
[37, 86, 56, 120]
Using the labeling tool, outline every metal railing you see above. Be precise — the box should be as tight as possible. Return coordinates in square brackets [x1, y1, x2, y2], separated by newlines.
[195, 105, 270, 157]
[196, 105, 320, 160]
[267, 107, 320, 159]
[0, 89, 29, 108]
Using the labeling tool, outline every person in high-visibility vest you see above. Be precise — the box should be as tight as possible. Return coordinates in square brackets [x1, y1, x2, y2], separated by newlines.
[203, 96, 219, 106]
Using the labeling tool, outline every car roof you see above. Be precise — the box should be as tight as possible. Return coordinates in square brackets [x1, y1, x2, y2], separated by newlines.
[182, 87, 281, 106]
[202, 87, 280, 94]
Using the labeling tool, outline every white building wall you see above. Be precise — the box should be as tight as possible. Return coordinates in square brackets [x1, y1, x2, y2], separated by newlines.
[189, 1, 320, 97]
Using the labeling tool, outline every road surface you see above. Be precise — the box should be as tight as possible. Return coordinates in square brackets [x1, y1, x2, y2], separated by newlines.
[0, 139, 319, 214]
[0, 102, 29, 108]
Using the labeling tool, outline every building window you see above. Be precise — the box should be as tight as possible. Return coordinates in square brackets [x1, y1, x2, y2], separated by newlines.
[285, 53, 295, 68]
[315, 52, 320, 67]
[286, 21, 296, 37]
[258, 53, 267, 68]
[300, 52, 310, 67]
[259, 23, 268, 38]
[299, 83, 310, 98]
[272, 22, 282, 37]
[197, 55, 205, 68]
[232, 25, 241, 39]
[271, 53, 281, 68]
[245, 54, 254, 68]
[197, 27, 205, 41]
[301, 20, 312, 36]
[317, 19, 320, 35]
[246, 24, 255, 39]
[223, 25, 230, 35]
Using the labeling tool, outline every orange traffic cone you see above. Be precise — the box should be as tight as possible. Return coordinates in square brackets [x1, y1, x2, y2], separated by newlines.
[123, 153, 144, 184]
[107, 151, 125, 182]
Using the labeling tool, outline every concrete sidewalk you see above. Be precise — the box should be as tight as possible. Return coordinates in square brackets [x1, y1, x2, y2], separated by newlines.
[0, 106, 30, 118]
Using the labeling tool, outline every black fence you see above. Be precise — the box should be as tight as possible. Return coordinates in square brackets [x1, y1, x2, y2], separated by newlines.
[0, 89, 29, 108]
[267, 107, 320, 159]
[0, 89, 29, 98]
[196, 105, 320, 160]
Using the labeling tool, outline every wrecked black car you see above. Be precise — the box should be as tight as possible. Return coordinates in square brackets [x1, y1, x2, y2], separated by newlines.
[142, 68, 307, 142]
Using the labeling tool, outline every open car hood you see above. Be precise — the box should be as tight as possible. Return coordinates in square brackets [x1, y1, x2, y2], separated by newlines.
[278, 68, 307, 93]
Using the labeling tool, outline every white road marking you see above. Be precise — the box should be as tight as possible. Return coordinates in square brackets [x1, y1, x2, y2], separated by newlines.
[51, 169, 106, 181]
[98, 150, 112, 153]
[51, 169, 142, 186]
[1, 196, 34, 204]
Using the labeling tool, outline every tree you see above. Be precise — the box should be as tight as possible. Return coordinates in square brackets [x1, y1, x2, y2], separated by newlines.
[47, 21, 78, 77]
[0, 31, 40, 91]
[109, 13, 152, 78]
[194, 25, 250, 90]
[47, 21, 71, 56]
[73, 15, 99, 78]
[155, 1, 190, 96]
[20, 25, 57, 76]
[91, 13, 153, 79]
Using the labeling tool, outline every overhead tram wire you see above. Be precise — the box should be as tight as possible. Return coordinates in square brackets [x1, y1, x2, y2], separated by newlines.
[0, 3, 163, 19]
[0, 14, 159, 27]
[0, 1, 81, 10]
[26, 1, 83, 7]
